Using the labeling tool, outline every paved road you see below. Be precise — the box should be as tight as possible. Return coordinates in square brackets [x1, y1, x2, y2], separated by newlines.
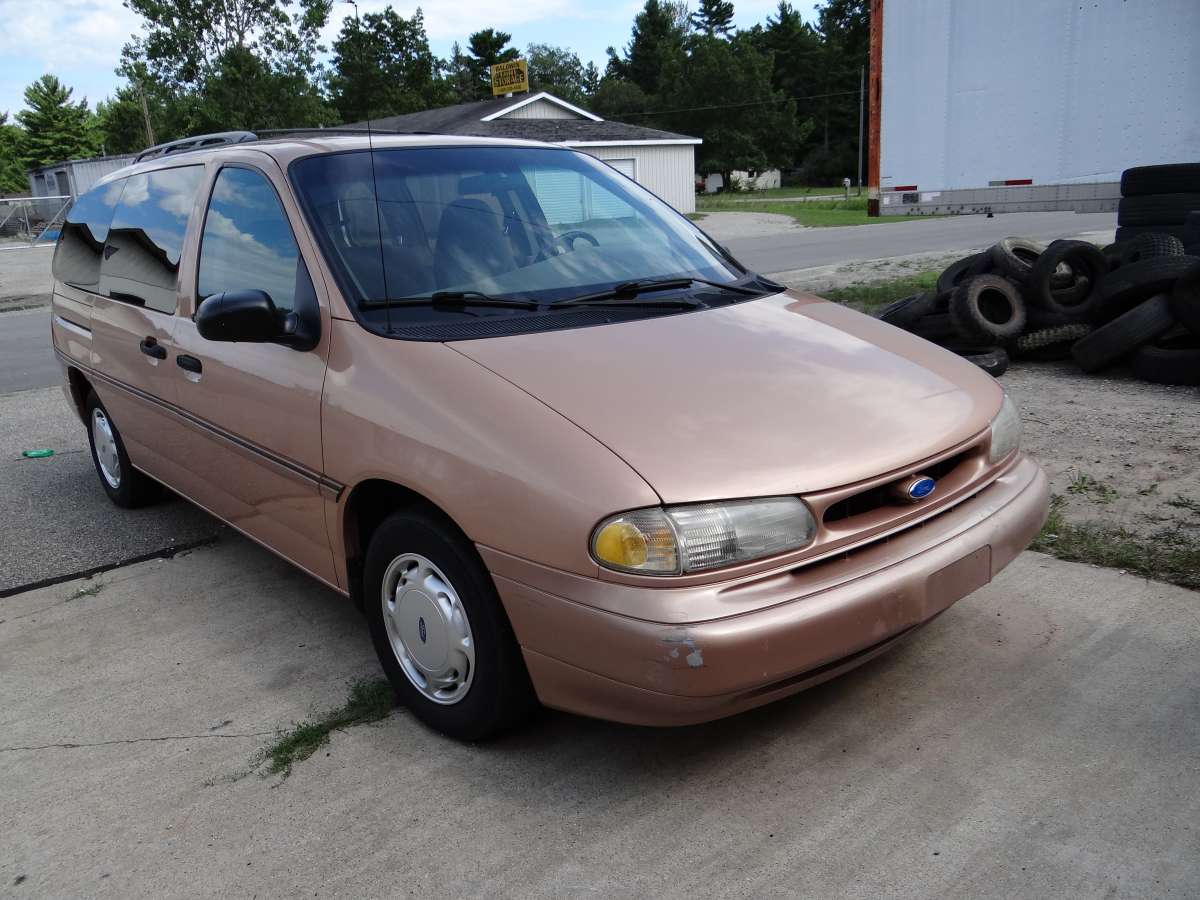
[722, 210, 1116, 275]
[2, 540, 1197, 897]
[0, 308, 58, 394]
[0, 387, 223, 595]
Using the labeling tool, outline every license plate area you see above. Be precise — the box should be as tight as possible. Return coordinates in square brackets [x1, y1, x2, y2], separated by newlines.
[925, 545, 992, 616]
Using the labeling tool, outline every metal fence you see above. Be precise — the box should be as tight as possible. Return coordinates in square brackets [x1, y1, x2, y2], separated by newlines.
[0, 195, 71, 249]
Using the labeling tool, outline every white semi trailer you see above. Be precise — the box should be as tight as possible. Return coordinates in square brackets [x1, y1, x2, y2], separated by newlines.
[868, 0, 1200, 216]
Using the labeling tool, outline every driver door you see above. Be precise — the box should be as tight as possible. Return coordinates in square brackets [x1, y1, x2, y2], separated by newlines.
[170, 159, 337, 587]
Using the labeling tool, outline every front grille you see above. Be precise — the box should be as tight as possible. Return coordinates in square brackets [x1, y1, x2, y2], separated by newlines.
[823, 451, 970, 525]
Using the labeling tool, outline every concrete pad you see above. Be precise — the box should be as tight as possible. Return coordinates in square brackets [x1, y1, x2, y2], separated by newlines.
[2, 536, 1197, 897]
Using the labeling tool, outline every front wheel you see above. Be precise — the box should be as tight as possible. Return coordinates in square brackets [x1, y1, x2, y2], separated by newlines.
[364, 509, 536, 740]
[85, 391, 161, 508]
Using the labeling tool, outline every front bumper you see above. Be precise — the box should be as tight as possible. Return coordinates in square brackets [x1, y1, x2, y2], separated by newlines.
[485, 454, 1049, 726]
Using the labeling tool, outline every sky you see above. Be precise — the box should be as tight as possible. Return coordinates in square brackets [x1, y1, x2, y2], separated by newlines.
[0, 0, 821, 119]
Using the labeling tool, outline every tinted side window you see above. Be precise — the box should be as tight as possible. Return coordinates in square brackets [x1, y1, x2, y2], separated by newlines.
[197, 167, 303, 312]
[100, 166, 204, 313]
[52, 179, 125, 290]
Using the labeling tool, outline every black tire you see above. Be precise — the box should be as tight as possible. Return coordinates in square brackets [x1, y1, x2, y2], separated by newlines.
[908, 312, 957, 343]
[1115, 224, 1196, 244]
[1117, 232, 1185, 266]
[1071, 294, 1178, 373]
[935, 253, 991, 295]
[363, 508, 536, 740]
[1026, 303, 1087, 330]
[1026, 240, 1106, 316]
[1013, 324, 1092, 361]
[1091, 255, 1200, 322]
[1117, 194, 1200, 227]
[949, 275, 1026, 345]
[988, 237, 1043, 284]
[1169, 268, 1200, 336]
[948, 346, 1009, 377]
[1121, 163, 1200, 197]
[875, 291, 937, 329]
[1130, 333, 1200, 385]
[84, 391, 161, 508]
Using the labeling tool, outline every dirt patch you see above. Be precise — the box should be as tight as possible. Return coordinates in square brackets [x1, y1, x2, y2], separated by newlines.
[695, 211, 806, 240]
[1003, 360, 1199, 539]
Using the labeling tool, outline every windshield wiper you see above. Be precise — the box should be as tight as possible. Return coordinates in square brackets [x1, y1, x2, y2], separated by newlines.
[359, 290, 542, 310]
[554, 277, 762, 307]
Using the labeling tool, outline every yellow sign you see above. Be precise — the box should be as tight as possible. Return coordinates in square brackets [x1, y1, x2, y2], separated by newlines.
[491, 59, 529, 96]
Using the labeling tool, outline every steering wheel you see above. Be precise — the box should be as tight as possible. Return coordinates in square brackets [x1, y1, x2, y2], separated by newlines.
[550, 230, 600, 253]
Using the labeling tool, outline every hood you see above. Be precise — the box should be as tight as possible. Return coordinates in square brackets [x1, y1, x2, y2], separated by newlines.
[449, 291, 1004, 504]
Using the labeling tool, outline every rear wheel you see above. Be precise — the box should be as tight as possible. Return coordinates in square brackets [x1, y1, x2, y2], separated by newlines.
[85, 391, 161, 508]
[364, 508, 536, 740]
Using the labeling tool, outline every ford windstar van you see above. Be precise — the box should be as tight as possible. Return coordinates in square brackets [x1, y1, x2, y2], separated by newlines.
[50, 132, 1048, 739]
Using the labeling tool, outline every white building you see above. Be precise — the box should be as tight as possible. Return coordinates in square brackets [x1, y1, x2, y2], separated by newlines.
[360, 92, 701, 214]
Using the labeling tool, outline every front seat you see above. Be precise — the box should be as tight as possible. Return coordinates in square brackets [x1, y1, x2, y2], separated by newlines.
[434, 199, 516, 290]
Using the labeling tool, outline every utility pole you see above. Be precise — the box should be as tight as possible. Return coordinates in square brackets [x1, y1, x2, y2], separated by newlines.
[856, 65, 864, 196]
[138, 82, 155, 147]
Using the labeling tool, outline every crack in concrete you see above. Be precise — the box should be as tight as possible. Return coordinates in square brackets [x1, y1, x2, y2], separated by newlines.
[0, 730, 275, 753]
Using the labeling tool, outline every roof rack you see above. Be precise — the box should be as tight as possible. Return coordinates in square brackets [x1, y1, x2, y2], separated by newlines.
[134, 131, 259, 163]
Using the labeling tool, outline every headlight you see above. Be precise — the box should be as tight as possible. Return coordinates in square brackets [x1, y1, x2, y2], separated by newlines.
[591, 497, 816, 575]
[988, 394, 1022, 463]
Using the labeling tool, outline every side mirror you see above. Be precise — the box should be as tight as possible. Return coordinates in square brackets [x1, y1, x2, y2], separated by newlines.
[195, 289, 318, 351]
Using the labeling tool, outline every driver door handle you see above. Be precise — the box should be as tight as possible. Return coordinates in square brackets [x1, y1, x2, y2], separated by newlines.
[139, 336, 167, 360]
[176, 354, 203, 374]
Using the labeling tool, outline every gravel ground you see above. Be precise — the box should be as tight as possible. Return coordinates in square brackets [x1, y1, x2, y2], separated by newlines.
[693, 210, 806, 238]
[1003, 361, 1200, 538]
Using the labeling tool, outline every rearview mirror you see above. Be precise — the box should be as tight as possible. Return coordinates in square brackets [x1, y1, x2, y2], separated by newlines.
[195, 289, 318, 351]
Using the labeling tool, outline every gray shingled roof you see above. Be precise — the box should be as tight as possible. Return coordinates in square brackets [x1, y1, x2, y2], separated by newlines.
[350, 95, 698, 144]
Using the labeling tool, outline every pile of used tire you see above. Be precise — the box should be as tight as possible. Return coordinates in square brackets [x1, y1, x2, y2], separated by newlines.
[876, 163, 1200, 385]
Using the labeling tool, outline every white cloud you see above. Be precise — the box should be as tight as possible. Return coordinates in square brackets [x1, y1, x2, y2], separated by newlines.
[0, 0, 141, 71]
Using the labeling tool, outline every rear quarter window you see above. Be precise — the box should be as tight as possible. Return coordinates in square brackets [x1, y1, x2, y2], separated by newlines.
[99, 165, 205, 313]
[52, 179, 125, 290]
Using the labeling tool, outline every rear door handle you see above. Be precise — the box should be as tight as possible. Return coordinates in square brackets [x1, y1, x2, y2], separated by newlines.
[139, 336, 167, 360]
[176, 354, 202, 374]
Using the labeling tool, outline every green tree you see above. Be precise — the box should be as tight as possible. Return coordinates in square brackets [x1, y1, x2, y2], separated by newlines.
[689, 0, 735, 36]
[525, 44, 592, 104]
[445, 28, 519, 101]
[612, 0, 688, 97]
[330, 7, 446, 121]
[0, 112, 29, 194]
[661, 33, 802, 185]
[808, 0, 869, 180]
[16, 75, 99, 168]
[588, 76, 649, 120]
[120, 0, 333, 130]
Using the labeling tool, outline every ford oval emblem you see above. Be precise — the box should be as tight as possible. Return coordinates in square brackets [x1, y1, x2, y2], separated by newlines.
[418, 617, 427, 643]
[908, 476, 936, 500]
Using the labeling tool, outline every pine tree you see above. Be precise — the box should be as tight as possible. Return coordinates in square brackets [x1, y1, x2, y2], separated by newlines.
[16, 75, 97, 168]
[689, 0, 735, 36]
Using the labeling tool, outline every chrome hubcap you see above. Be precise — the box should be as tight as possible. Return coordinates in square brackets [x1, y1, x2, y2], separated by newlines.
[381, 553, 475, 705]
[91, 408, 121, 489]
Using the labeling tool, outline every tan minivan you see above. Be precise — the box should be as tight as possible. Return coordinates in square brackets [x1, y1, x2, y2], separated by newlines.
[50, 132, 1049, 739]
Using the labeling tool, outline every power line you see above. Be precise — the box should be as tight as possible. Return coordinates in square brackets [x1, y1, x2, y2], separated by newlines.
[613, 88, 860, 119]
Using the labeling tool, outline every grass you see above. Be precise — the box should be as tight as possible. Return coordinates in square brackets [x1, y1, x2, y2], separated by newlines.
[733, 185, 848, 199]
[820, 270, 940, 314]
[263, 678, 396, 777]
[695, 191, 931, 227]
[1066, 471, 1119, 505]
[1031, 495, 1200, 591]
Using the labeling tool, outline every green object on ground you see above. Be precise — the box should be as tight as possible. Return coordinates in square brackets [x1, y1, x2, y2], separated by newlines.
[21, 449, 54, 458]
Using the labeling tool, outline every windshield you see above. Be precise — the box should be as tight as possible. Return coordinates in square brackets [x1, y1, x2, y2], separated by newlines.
[289, 146, 745, 323]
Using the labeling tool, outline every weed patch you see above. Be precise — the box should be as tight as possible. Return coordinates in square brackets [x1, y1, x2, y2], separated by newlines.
[821, 270, 940, 313]
[1066, 471, 1119, 505]
[262, 678, 396, 777]
[1032, 496, 1200, 591]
